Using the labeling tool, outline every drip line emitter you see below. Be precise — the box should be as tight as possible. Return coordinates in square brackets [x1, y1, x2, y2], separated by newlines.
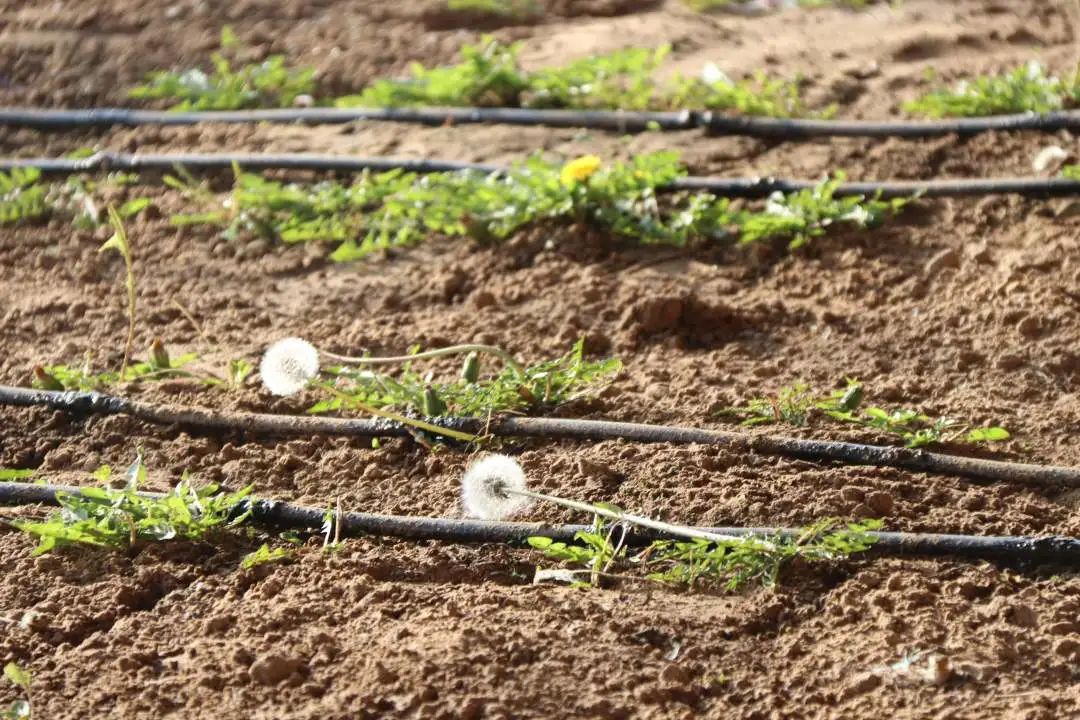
[4, 151, 1080, 200]
[2, 385, 1080, 567]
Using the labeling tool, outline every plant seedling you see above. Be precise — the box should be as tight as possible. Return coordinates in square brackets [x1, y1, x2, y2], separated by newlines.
[241, 543, 295, 569]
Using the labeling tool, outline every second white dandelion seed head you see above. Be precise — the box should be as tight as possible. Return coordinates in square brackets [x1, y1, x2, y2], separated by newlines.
[461, 454, 531, 521]
[260, 337, 320, 396]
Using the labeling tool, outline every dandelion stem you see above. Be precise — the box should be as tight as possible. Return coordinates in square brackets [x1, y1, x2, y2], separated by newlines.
[321, 344, 525, 376]
[322, 385, 477, 443]
[504, 487, 774, 551]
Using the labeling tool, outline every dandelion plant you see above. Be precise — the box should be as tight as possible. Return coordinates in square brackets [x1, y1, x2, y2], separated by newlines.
[459, 454, 880, 590]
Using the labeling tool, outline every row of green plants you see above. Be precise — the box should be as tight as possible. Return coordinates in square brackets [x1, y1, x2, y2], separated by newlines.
[128, 31, 824, 117]
[0, 452, 881, 595]
[168, 153, 910, 259]
[0, 154, 914, 259]
[126, 29, 1080, 119]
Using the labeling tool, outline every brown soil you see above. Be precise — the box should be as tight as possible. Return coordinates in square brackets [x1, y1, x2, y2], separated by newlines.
[2, 0, 1080, 718]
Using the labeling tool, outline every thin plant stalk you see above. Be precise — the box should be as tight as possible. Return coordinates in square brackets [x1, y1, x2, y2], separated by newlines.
[99, 206, 137, 378]
[505, 486, 775, 551]
[323, 385, 477, 443]
[321, 344, 525, 375]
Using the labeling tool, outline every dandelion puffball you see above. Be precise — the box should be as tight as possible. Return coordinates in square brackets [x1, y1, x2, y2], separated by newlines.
[260, 337, 320, 396]
[461, 454, 531, 521]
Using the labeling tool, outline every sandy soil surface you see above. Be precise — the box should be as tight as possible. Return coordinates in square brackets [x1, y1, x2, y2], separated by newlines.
[1, 1, 1080, 717]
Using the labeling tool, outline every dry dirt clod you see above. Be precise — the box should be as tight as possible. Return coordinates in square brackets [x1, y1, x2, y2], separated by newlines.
[249, 653, 304, 685]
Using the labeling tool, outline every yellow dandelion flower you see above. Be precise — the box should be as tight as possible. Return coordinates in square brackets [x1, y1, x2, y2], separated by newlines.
[560, 155, 602, 186]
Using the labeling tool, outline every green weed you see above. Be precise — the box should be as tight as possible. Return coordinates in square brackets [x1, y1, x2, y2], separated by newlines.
[33, 348, 256, 392]
[530, 516, 882, 590]
[241, 543, 295, 569]
[0, 470, 35, 481]
[445, 0, 542, 21]
[0, 169, 50, 226]
[129, 27, 316, 110]
[672, 66, 831, 119]
[740, 172, 911, 248]
[7, 453, 252, 556]
[721, 379, 1010, 448]
[905, 62, 1075, 117]
[172, 154, 908, 260]
[311, 338, 621, 418]
[2, 663, 30, 720]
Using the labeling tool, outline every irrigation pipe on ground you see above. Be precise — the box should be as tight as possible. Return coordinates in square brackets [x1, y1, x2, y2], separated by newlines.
[4, 152, 1080, 199]
[2, 385, 1078, 488]
[1, 481, 1078, 564]
[5, 106, 1080, 138]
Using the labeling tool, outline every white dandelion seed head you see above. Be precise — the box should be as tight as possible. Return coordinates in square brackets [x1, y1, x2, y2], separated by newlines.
[260, 337, 320, 396]
[461, 454, 531, 521]
[700, 62, 729, 86]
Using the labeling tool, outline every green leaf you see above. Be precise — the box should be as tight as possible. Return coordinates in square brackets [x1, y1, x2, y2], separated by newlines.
[118, 197, 152, 218]
[0, 469, 34, 480]
[3, 662, 30, 691]
[967, 426, 1010, 442]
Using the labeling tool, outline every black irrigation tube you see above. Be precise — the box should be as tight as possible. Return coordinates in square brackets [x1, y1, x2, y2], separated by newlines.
[5, 151, 1080, 199]
[2, 481, 1079, 564]
[5, 106, 1080, 138]
[3, 385, 1080, 489]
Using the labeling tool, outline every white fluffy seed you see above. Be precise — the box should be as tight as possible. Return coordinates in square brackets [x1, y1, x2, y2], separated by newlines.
[461, 454, 531, 521]
[259, 337, 320, 396]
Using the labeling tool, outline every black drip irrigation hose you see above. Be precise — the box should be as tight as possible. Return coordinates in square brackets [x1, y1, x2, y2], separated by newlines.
[4, 106, 1080, 139]
[3, 385, 1080, 488]
[1, 481, 1078, 564]
[4, 151, 1080, 199]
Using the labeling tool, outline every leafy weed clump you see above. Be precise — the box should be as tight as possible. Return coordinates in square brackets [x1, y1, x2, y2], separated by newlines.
[129, 27, 315, 110]
[7, 454, 252, 556]
[905, 61, 1077, 117]
[0, 169, 50, 226]
[721, 379, 1010, 448]
[172, 153, 910, 260]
